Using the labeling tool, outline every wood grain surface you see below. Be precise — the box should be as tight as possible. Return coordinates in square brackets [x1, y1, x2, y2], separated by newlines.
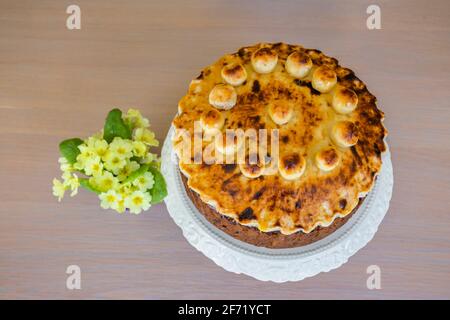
[1, 0, 449, 299]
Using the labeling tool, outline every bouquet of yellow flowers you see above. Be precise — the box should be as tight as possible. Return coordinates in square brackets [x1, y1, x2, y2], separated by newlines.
[52, 108, 167, 214]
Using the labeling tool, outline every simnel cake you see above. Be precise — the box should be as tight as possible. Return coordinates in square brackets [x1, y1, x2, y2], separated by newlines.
[172, 43, 387, 248]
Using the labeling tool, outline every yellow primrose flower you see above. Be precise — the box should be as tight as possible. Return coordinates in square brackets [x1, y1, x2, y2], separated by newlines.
[84, 136, 96, 148]
[132, 171, 154, 190]
[103, 150, 127, 174]
[52, 178, 66, 201]
[141, 152, 158, 164]
[117, 183, 135, 198]
[83, 156, 103, 177]
[62, 172, 79, 196]
[109, 137, 133, 159]
[134, 128, 159, 147]
[132, 141, 147, 158]
[85, 137, 109, 159]
[58, 157, 73, 173]
[117, 160, 140, 181]
[116, 198, 126, 213]
[99, 190, 123, 211]
[95, 140, 109, 159]
[124, 190, 151, 214]
[74, 143, 95, 171]
[77, 143, 95, 156]
[89, 171, 119, 193]
[92, 130, 103, 139]
[73, 154, 86, 171]
[124, 108, 149, 129]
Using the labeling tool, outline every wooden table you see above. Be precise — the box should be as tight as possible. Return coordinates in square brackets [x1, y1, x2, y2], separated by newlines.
[1, 0, 449, 299]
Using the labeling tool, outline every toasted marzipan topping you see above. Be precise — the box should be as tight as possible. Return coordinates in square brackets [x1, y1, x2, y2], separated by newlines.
[332, 121, 359, 147]
[268, 102, 293, 125]
[278, 153, 306, 180]
[209, 84, 237, 110]
[221, 63, 247, 86]
[251, 47, 278, 74]
[200, 109, 224, 132]
[315, 147, 340, 171]
[215, 131, 243, 155]
[332, 86, 358, 114]
[239, 159, 264, 179]
[285, 51, 312, 78]
[312, 66, 337, 93]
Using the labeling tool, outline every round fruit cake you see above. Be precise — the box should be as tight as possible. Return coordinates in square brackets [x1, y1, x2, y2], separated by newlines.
[172, 42, 387, 248]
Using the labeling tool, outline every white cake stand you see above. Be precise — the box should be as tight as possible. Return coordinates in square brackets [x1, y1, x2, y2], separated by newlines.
[161, 126, 394, 282]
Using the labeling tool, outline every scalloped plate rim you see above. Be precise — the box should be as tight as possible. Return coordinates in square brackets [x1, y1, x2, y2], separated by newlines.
[162, 125, 393, 282]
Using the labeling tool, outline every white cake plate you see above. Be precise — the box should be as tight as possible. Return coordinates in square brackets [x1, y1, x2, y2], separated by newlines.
[161, 126, 393, 282]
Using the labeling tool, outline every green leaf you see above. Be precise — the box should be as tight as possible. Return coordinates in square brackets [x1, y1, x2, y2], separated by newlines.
[103, 108, 132, 143]
[129, 156, 141, 163]
[79, 178, 101, 194]
[147, 165, 167, 204]
[59, 138, 83, 164]
[123, 164, 150, 184]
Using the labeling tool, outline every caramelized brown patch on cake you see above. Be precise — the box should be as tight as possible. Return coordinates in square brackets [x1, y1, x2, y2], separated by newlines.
[282, 154, 300, 170]
[252, 80, 261, 93]
[239, 207, 256, 221]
